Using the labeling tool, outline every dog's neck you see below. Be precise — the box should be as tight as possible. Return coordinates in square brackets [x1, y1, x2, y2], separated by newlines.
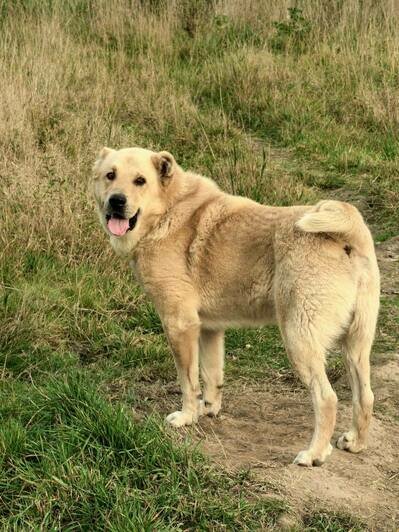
[110, 170, 220, 259]
[149, 171, 220, 239]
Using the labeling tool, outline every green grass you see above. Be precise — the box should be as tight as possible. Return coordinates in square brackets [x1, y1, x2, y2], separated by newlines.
[0, 374, 285, 529]
[374, 295, 399, 353]
[226, 327, 289, 380]
[303, 511, 366, 532]
[0, 1, 398, 528]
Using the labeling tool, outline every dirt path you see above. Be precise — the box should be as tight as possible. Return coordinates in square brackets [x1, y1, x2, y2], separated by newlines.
[194, 237, 399, 529]
[197, 363, 398, 529]
[136, 237, 398, 528]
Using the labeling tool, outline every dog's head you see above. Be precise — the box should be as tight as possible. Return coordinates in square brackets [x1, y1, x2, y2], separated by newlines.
[93, 147, 177, 251]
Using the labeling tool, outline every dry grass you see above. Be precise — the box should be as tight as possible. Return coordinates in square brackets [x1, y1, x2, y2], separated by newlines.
[0, 0, 398, 268]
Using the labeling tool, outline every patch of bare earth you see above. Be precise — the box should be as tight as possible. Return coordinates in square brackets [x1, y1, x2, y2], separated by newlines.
[196, 370, 398, 530]
[193, 237, 399, 529]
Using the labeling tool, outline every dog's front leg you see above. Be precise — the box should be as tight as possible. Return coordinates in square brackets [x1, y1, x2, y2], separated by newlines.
[163, 312, 201, 427]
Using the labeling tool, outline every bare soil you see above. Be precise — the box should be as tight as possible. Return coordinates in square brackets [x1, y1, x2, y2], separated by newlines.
[197, 365, 398, 530]
[194, 237, 399, 529]
[139, 237, 399, 529]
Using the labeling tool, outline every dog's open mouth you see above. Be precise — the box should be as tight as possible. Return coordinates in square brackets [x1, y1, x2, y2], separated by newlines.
[106, 210, 140, 237]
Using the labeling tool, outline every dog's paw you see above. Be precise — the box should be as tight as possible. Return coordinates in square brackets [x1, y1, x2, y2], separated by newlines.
[199, 399, 221, 418]
[165, 411, 195, 427]
[293, 450, 314, 467]
[337, 432, 366, 453]
[293, 443, 333, 467]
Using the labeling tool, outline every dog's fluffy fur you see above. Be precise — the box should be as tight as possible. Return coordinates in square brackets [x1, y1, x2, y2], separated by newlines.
[93, 146, 380, 466]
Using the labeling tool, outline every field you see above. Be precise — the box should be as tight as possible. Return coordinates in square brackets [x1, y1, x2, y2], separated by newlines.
[0, 0, 398, 529]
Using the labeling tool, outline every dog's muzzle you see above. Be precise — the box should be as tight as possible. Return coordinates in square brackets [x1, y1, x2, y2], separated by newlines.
[105, 195, 140, 237]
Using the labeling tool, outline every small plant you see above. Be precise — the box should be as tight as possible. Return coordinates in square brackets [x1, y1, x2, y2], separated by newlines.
[271, 7, 311, 53]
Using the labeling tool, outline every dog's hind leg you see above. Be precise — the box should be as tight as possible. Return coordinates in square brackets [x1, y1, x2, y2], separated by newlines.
[337, 256, 380, 453]
[199, 329, 224, 417]
[281, 332, 337, 467]
[337, 332, 374, 453]
[337, 282, 379, 453]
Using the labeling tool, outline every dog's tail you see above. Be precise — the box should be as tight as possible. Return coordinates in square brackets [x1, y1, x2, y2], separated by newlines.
[295, 200, 374, 256]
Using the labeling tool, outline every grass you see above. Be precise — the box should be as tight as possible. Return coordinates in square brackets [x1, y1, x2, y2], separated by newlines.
[374, 295, 399, 353]
[303, 511, 366, 532]
[0, 0, 398, 529]
[0, 374, 285, 529]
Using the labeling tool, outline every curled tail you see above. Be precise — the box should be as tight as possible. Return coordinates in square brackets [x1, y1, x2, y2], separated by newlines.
[295, 200, 375, 256]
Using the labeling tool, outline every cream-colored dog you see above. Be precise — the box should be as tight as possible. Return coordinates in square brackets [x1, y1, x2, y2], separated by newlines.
[93, 146, 380, 467]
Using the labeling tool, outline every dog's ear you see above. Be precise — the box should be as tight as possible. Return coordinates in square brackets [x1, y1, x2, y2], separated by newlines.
[93, 146, 114, 174]
[152, 150, 176, 185]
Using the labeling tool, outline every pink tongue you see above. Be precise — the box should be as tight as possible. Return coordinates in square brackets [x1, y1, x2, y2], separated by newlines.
[107, 217, 129, 236]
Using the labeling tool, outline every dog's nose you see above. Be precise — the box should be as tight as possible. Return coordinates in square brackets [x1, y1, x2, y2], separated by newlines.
[108, 193, 127, 210]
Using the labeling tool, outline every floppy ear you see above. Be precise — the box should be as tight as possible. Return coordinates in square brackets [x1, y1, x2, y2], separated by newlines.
[151, 150, 176, 184]
[93, 146, 114, 173]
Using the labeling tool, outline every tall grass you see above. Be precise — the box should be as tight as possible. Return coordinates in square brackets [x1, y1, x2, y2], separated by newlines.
[0, 1, 398, 270]
[0, 1, 398, 528]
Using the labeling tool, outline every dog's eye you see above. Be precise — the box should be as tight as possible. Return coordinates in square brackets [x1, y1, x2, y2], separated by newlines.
[106, 171, 116, 181]
[134, 176, 146, 186]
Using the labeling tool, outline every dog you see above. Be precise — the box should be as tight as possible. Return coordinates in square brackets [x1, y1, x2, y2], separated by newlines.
[92, 146, 380, 467]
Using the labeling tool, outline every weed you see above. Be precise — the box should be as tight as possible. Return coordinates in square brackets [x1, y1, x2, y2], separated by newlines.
[271, 7, 312, 53]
